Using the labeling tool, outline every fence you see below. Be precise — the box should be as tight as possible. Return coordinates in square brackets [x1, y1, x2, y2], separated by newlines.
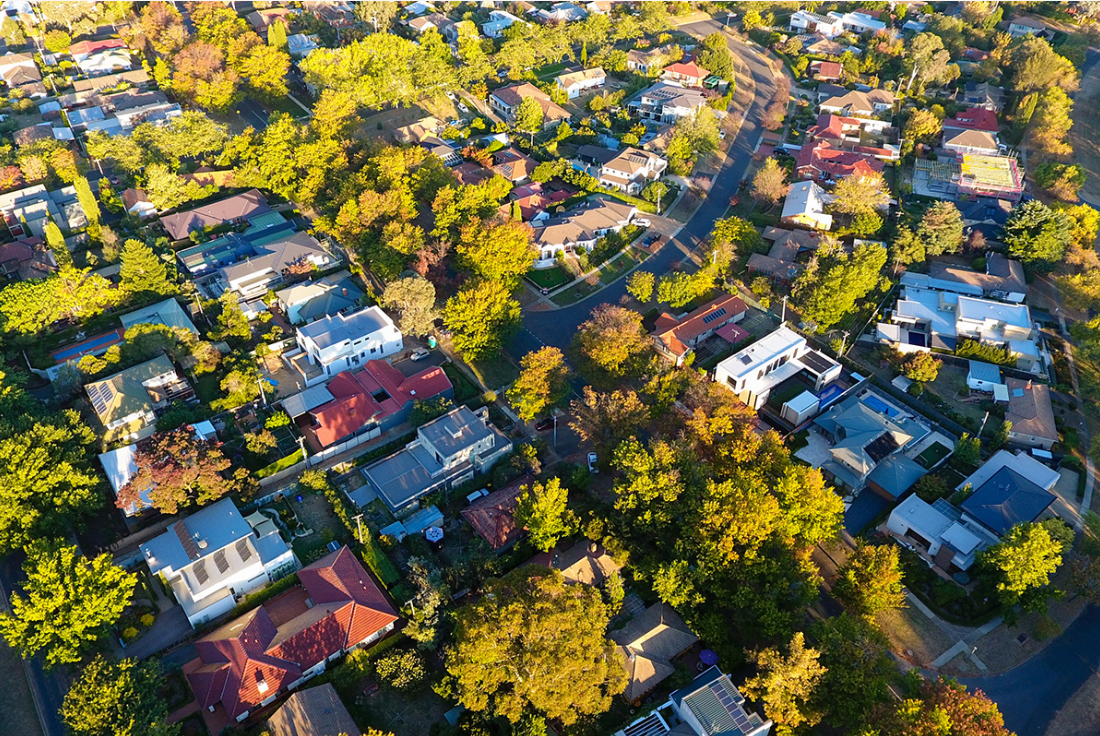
[257, 459, 309, 491]
[312, 428, 382, 464]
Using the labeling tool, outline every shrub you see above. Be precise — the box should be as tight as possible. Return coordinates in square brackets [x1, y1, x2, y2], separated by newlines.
[140, 613, 155, 627]
[374, 648, 426, 692]
[122, 627, 139, 641]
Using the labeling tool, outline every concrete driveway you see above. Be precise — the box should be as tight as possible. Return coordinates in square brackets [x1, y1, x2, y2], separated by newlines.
[120, 605, 193, 661]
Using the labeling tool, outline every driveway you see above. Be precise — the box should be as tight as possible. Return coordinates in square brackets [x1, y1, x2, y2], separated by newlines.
[119, 606, 193, 661]
[512, 29, 776, 356]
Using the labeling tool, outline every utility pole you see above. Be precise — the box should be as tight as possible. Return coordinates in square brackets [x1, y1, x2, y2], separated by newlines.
[257, 375, 268, 408]
[353, 513, 364, 544]
[781, 295, 788, 323]
[553, 412, 558, 449]
[297, 435, 309, 469]
[839, 330, 850, 357]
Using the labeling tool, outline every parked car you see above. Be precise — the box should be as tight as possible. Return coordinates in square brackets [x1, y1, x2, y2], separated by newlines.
[634, 217, 651, 227]
[773, 147, 789, 156]
[644, 234, 661, 246]
[457, 102, 470, 113]
[410, 347, 431, 361]
[445, 91, 456, 101]
[535, 417, 554, 431]
[719, 130, 726, 140]
[587, 452, 598, 473]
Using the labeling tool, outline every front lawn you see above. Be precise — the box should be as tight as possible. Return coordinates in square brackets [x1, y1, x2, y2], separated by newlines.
[526, 266, 571, 291]
[468, 354, 520, 391]
[915, 441, 952, 469]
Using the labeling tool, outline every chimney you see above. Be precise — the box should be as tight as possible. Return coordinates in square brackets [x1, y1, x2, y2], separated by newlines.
[589, 542, 598, 554]
[197, 538, 208, 550]
[342, 288, 347, 296]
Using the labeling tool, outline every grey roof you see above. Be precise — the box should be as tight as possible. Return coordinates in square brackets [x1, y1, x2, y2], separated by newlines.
[119, 297, 198, 335]
[671, 666, 766, 736]
[358, 444, 448, 510]
[866, 454, 928, 499]
[220, 231, 330, 284]
[140, 498, 252, 575]
[418, 405, 495, 457]
[968, 360, 1002, 384]
[961, 466, 1056, 536]
[160, 189, 271, 241]
[639, 81, 707, 109]
[281, 384, 336, 419]
[297, 306, 392, 351]
[267, 682, 359, 736]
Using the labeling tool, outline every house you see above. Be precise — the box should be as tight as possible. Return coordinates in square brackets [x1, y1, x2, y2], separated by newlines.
[627, 46, 670, 76]
[120, 297, 199, 336]
[85, 355, 192, 441]
[491, 147, 537, 182]
[216, 231, 337, 299]
[352, 405, 512, 511]
[912, 155, 1023, 203]
[555, 67, 606, 99]
[0, 236, 55, 281]
[715, 325, 841, 411]
[611, 604, 699, 703]
[747, 227, 822, 285]
[585, 0, 613, 14]
[661, 61, 709, 88]
[630, 81, 707, 125]
[408, 12, 454, 36]
[393, 116, 443, 144]
[789, 10, 844, 37]
[482, 9, 523, 38]
[531, 198, 637, 267]
[309, 2, 356, 29]
[819, 89, 894, 117]
[598, 147, 667, 194]
[286, 34, 321, 59]
[806, 113, 891, 143]
[0, 184, 88, 238]
[1005, 378, 1058, 450]
[805, 37, 851, 56]
[99, 421, 216, 516]
[651, 293, 747, 365]
[489, 83, 571, 127]
[0, 51, 42, 93]
[67, 38, 126, 62]
[267, 683, 357, 736]
[781, 181, 833, 231]
[887, 494, 996, 572]
[291, 360, 453, 452]
[121, 188, 156, 218]
[418, 136, 461, 167]
[926, 252, 1028, 302]
[830, 10, 888, 34]
[403, 1, 436, 16]
[140, 498, 298, 626]
[452, 161, 494, 187]
[291, 307, 403, 387]
[942, 107, 999, 135]
[531, 1, 587, 23]
[865, 453, 930, 501]
[508, 182, 572, 220]
[461, 473, 534, 552]
[962, 81, 1005, 111]
[810, 391, 929, 491]
[246, 7, 294, 31]
[876, 286, 1040, 371]
[620, 667, 771, 736]
[967, 360, 1003, 394]
[1007, 16, 1051, 38]
[956, 450, 1060, 535]
[810, 60, 842, 82]
[944, 129, 1000, 157]
[14, 123, 55, 146]
[183, 546, 398, 723]
[276, 271, 363, 325]
[160, 189, 272, 241]
[529, 540, 622, 585]
[77, 48, 132, 75]
[795, 141, 885, 182]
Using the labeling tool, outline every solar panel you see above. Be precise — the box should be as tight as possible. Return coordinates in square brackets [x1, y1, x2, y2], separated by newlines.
[702, 307, 728, 325]
[193, 560, 209, 585]
[213, 549, 229, 574]
[236, 538, 253, 562]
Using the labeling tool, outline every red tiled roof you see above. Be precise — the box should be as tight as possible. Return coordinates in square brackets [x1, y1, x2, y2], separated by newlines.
[943, 107, 999, 134]
[461, 474, 534, 550]
[796, 141, 884, 180]
[185, 547, 398, 720]
[663, 61, 709, 80]
[305, 361, 452, 449]
[806, 113, 862, 141]
[0, 238, 34, 265]
[812, 61, 842, 79]
[68, 38, 126, 57]
[651, 294, 747, 358]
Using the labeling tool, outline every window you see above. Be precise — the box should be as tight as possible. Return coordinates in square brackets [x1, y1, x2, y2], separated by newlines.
[370, 346, 377, 353]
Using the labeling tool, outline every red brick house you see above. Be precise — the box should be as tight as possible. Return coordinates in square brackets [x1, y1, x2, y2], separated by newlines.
[184, 546, 398, 725]
[795, 141, 884, 182]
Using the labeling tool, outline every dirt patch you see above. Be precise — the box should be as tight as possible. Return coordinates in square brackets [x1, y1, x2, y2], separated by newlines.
[877, 605, 956, 668]
[362, 688, 450, 736]
[1045, 672, 1100, 736]
[1069, 54, 1100, 204]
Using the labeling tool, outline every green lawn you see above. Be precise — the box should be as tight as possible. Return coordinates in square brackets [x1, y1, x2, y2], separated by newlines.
[256, 449, 304, 478]
[916, 442, 952, 469]
[551, 248, 647, 306]
[534, 61, 569, 81]
[526, 266, 571, 290]
[443, 363, 480, 403]
[468, 354, 520, 391]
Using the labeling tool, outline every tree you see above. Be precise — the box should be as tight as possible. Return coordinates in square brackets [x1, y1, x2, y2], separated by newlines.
[443, 280, 521, 361]
[143, 163, 210, 211]
[812, 615, 895, 731]
[455, 219, 534, 287]
[667, 108, 720, 171]
[445, 566, 627, 724]
[919, 201, 964, 256]
[354, 1, 399, 32]
[907, 33, 959, 89]
[1035, 162, 1086, 202]
[73, 176, 101, 236]
[237, 43, 291, 100]
[379, 276, 436, 337]
[657, 271, 699, 308]
[1006, 35, 1079, 97]
[1005, 200, 1073, 270]
[627, 270, 655, 303]
[44, 219, 70, 267]
[980, 521, 1066, 608]
[830, 173, 889, 217]
[744, 632, 826, 734]
[514, 96, 544, 145]
[62, 657, 175, 736]
[642, 180, 669, 209]
[0, 541, 135, 668]
[570, 387, 649, 455]
[899, 351, 941, 383]
[698, 32, 735, 81]
[515, 478, 578, 552]
[954, 433, 981, 467]
[751, 157, 789, 208]
[1028, 87, 1074, 158]
[654, 559, 703, 608]
[794, 241, 887, 329]
[890, 227, 925, 267]
[211, 290, 251, 342]
[267, 18, 287, 49]
[866, 676, 1013, 736]
[574, 304, 649, 378]
[834, 542, 906, 618]
[119, 239, 173, 299]
[508, 347, 569, 423]
[902, 108, 942, 152]
[117, 428, 233, 514]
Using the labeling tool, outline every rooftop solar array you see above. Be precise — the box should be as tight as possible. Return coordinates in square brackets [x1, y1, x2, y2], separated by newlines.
[702, 307, 728, 325]
[193, 559, 209, 585]
[236, 537, 253, 562]
[213, 549, 229, 574]
[87, 380, 116, 416]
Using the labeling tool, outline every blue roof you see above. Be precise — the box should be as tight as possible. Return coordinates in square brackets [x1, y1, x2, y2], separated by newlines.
[968, 360, 1002, 384]
[961, 466, 1056, 536]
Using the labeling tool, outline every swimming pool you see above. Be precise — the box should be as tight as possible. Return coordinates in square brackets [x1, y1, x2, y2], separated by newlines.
[862, 394, 901, 418]
[51, 329, 124, 363]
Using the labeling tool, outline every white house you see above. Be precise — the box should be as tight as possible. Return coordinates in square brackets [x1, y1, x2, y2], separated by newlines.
[140, 498, 299, 627]
[554, 67, 606, 99]
[714, 325, 841, 410]
[1007, 16, 1050, 38]
[614, 666, 772, 736]
[293, 306, 404, 386]
[781, 181, 833, 231]
[482, 9, 523, 37]
[966, 360, 1003, 394]
[887, 494, 994, 572]
[789, 10, 844, 37]
[530, 199, 637, 267]
[221, 232, 338, 299]
[831, 10, 887, 34]
[77, 48, 132, 75]
[630, 81, 707, 125]
[598, 147, 667, 195]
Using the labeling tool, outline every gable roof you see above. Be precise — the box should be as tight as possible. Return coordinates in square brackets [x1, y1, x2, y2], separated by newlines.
[1005, 378, 1057, 442]
[796, 141, 884, 179]
[220, 231, 331, 285]
[663, 61, 709, 80]
[943, 107, 999, 134]
[491, 82, 571, 121]
[267, 683, 358, 736]
[461, 473, 534, 550]
[556, 67, 606, 89]
[603, 146, 663, 176]
[160, 189, 271, 241]
[85, 354, 176, 426]
[120, 297, 199, 335]
[961, 466, 1056, 535]
[528, 541, 622, 585]
[611, 602, 698, 702]
[651, 293, 747, 358]
[945, 129, 999, 150]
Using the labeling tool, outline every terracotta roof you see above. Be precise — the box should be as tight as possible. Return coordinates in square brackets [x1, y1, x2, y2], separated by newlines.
[492, 147, 537, 181]
[461, 473, 534, 550]
[812, 61, 842, 79]
[651, 293, 747, 358]
[492, 82, 571, 121]
[527, 541, 622, 585]
[796, 141, 884, 179]
[0, 238, 34, 266]
[185, 547, 397, 720]
[806, 113, 861, 141]
[267, 682, 358, 736]
[452, 162, 493, 186]
[943, 107, 999, 134]
[68, 38, 126, 58]
[304, 360, 452, 449]
[662, 61, 709, 80]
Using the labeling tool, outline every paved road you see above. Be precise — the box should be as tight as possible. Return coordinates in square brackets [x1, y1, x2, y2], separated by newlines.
[511, 27, 776, 357]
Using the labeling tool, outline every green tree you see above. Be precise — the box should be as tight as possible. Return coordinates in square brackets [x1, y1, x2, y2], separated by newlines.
[657, 271, 698, 308]
[443, 280, 521, 361]
[0, 541, 136, 668]
[744, 632, 826, 734]
[751, 157, 789, 209]
[889, 226, 925, 267]
[902, 108, 942, 152]
[61, 656, 176, 736]
[508, 347, 570, 423]
[811, 615, 895, 731]
[795, 241, 887, 329]
[514, 96, 544, 145]
[211, 290, 251, 342]
[238, 43, 291, 100]
[653, 559, 703, 609]
[626, 270, 655, 303]
[918, 201, 964, 256]
[73, 176, 101, 236]
[899, 351, 942, 382]
[44, 219, 70, 267]
[119, 239, 173, 299]
[569, 386, 649, 456]
[410, 396, 454, 426]
[444, 566, 627, 724]
[866, 676, 1013, 736]
[379, 276, 437, 337]
[455, 219, 534, 287]
[980, 521, 1066, 608]
[830, 173, 890, 217]
[1005, 199, 1073, 270]
[1028, 87, 1074, 158]
[515, 477, 578, 552]
[954, 433, 981, 467]
[574, 304, 650, 378]
[834, 542, 906, 618]
[1035, 162, 1086, 202]
[142, 163, 210, 211]
[267, 18, 287, 49]
[642, 180, 669, 209]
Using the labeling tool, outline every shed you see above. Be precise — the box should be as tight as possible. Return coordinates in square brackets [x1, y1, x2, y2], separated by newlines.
[967, 360, 1002, 393]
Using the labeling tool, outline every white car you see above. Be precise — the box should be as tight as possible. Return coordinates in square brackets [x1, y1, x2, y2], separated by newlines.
[719, 130, 727, 140]
[587, 452, 598, 474]
[445, 91, 457, 101]
[410, 347, 431, 362]
[633, 217, 651, 228]
[457, 102, 470, 114]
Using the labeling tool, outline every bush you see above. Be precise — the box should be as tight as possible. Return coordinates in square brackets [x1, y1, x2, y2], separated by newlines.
[374, 648, 426, 692]
[140, 613, 155, 627]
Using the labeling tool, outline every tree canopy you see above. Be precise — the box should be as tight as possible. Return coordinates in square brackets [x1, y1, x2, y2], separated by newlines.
[116, 428, 234, 515]
[514, 477, 578, 552]
[62, 657, 176, 736]
[508, 347, 570, 423]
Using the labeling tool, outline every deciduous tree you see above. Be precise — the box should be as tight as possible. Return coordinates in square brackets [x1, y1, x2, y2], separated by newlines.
[830, 172, 890, 217]
[61, 657, 174, 736]
[811, 614, 896, 731]
[515, 478, 578, 552]
[379, 276, 436, 337]
[443, 280, 521, 361]
[794, 241, 887, 329]
[569, 386, 648, 455]
[627, 270, 655, 303]
[574, 304, 649, 378]
[744, 632, 826, 734]
[117, 428, 233, 514]
[834, 541, 906, 618]
[507, 347, 569, 423]
[980, 521, 1066, 608]
[455, 219, 534, 287]
[863, 677, 1012, 736]
[751, 157, 789, 209]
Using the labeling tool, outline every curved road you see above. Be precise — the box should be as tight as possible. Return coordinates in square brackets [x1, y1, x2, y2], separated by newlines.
[512, 25, 777, 356]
